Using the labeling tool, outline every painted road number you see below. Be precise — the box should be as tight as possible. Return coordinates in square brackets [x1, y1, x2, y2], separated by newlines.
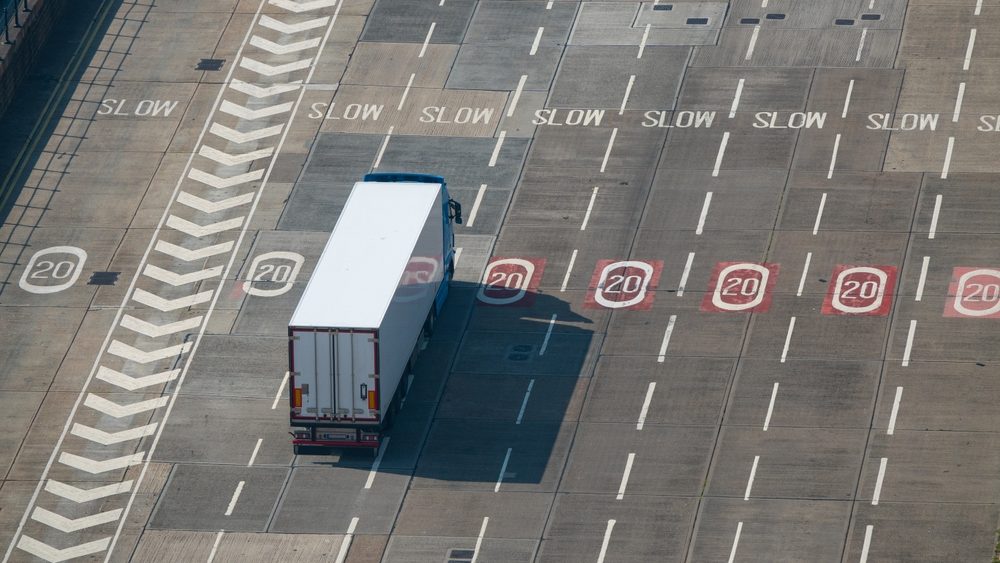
[585, 260, 662, 310]
[18, 246, 88, 294]
[477, 257, 545, 307]
[945, 267, 1000, 318]
[243, 251, 304, 297]
[823, 265, 896, 316]
[701, 262, 778, 313]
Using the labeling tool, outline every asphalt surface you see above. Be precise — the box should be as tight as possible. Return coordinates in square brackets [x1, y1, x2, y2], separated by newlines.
[1, 0, 999, 561]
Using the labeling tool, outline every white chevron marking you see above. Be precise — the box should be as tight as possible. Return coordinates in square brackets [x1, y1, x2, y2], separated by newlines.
[250, 35, 320, 55]
[107, 340, 192, 364]
[32, 506, 122, 533]
[45, 479, 134, 503]
[71, 422, 158, 446]
[155, 240, 234, 261]
[177, 191, 254, 214]
[166, 215, 244, 237]
[143, 264, 224, 286]
[199, 145, 274, 166]
[188, 167, 264, 189]
[85, 393, 169, 418]
[269, 0, 338, 12]
[239, 56, 311, 77]
[58, 451, 145, 474]
[258, 14, 328, 34]
[133, 287, 214, 311]
[17, 536, 111, 563]
[96, 366, 180, 391]
[229, 78, 301, 98]
[210, 122, 284, 144]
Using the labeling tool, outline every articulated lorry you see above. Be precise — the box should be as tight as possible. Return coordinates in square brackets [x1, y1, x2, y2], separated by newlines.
[288, 173, 461, 453]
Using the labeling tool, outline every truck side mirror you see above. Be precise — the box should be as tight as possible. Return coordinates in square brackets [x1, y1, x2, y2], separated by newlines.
[448, 199, 463, 224]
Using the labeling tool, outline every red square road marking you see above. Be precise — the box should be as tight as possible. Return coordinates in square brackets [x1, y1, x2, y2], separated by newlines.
[944, 267, 1000, 318]
[822, 265, 897, 316]
[585, 259, 663, 310]
[700, 262, 779, 313]
[477, 257, 546, 307]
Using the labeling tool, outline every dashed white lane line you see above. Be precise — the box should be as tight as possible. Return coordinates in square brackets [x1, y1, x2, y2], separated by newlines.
[454, 247, 463, 266]
[271, 371, 289, 410]
[842, 79, 855, 118]
[334, 517, 359, 563]
[915, 256, 930, 301]
[507, 74, 527, 117]
[796, 252, 812, 297]
[727, 522, 744, 563]
[963, 28, 976, 70]
[855, 28, 868, 62]
[600, 128, 618, 172]
[812, 193, 827, 235]
[206, 531, 224, 563]
[489, 130, 506, 167]
[364, 437, 390, 489]
[419, 22, 435, 58]
[495, 448, 512, 492]
[712, 132, 730, 177]
[397, 72, 415, 110]
[372, 126, 393, 168]
[619, 75, 636, 115]
[975, 0, 982, 15]
[539, 314, 557, 356]
[530, 26, 544, 56]
[780, 317, 796, 363]
[941, 137, 954, 179]
[546, 0, 553, 8]
[902, 319, 917, 367]
[638, 24, 651, 58]
[729, 78, 745, 118]
[953, 82, 966, 122]
[616, 453, 636, 500]
[657, 315, 677, 363]
[872, 457, 888, 505]
[745, 25, 760, 60]
[636, 382, 656, 430]
[472, 517, 489, 563]
[560, 249, 577, 292]
[696, 191, 713, 235]
[247, 438, 262, 467]
[929, 194, 942, 239]
[597, 520, 616, 563]
[860, 524, 874, 563]
[677, 252, 695, 296]
[744, 455, 759, 500]
[466, 184, 487, 227]
[827, 134, 841, 179]
[887, 386, 903, 435]
[581, 187, 599, 230]
[224, 481, 245, 516]
[763, 382, 779, 431]
[515, 379, 535, 425]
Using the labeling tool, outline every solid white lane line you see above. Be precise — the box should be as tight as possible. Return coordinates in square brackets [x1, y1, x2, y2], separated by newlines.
[489, 130, 506, 167]
[466, 184, 487, 227]
[471, 517, 489, 563]
[727, 522, 743, 563]
[929, 194, 942, 239]
[637, 382, 656, 430]
[796, 252, 812, 297]
[915, 256, 930, 301]
[516, 379, 535, 425]
[581, 187, 599, 230]
[860, 525, 874, 563]
[530, 26, 544, 56]
[616, 453, 636, 500]
[272, 371, 289, 410]
[812, 193, 827, 235]
[373, 126, 393, 168]
[887, 386, 903, 435]
[539, 314, 557, 356]
[856, 28, 868, 62]
[334, 517, 359, 563]
[941, 137, 954, 179]
[712, 132, 730, 177]
[780, 316, 796, 363]
[842, 79, 855, 118]
[364, 437, 390, 489]
[419, 22, 435, 58]
[495, 448, 512, 492]
[597, 520, 616, 563]
[745, 25, 760, 60]
[619, 75, 636, 115]
[953, 82, 966, 122]
[638, 24, 650, 58]
[247, 438, 262, 467]
[763, 382, 779, 431]
[600, 128, 618, 172]
[507, 74, 528, 117]
[828, 134, 841, 179]
[729, 78, 745, 118]
[964, 29, 976, 70]
[744, 456, 759, 500]
[397, 72, 415, 110]
[696, 191, 713, 235]
[677, 252, 695, 296]
[902, 319, 917, 367]
[872, 457, 888, 505]
[560, 249, 577, 292]
[657, 315, 677, 363]
[206, 531, 224, 563]
[225, 481, 245, 516]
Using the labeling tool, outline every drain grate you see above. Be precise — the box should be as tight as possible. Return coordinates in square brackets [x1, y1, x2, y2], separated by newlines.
[835, 18, 855, 25]
[652, 3, 673, 10]
[88, 271, 120, 286]
[196, 58, 225, 71]
[686, 17, 709, 25]
[446, 548, 475, 563]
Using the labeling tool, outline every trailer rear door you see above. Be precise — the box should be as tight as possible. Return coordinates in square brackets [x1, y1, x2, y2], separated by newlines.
[292, 328, 377, 420]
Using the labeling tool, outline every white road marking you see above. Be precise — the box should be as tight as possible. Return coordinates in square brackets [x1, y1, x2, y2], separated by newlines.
[515, 379, 534, 425]
[250, 35, 320, 55]
[780, 316, 796, 363]
[397, 73, 415, 110]
[860, 525, 874, 563]
[619, 75, 636, 115]
[902, 319, 917, 367]
[466, 183, 487, 227]
[206, 531, 224, 563]
[30, 507, 122, 534]
[96, 366, 179, 392]
[727, 522, 743, 563]
[143, 264, 223, 287]
[855, 28, 868, 62]
[637, 382, 656, 430]
[657, 315, 677, 363]
[712, 131, 730, 177]
[489, 130, 506, 167]
[929, 194, 942, 239]
[495, 448, 512, 492]
[761, 0, 768, 6]
[915, 256, 930, 301]
[796, 252, 812, 297]
[616, 453, 636, 500]
[166, 215, 244, 238]
[269, 0, 338, 12]
[248, 438, 262, 467]
[258, 14, 328, 34]
[45, 480, 132, 505]
[872, 457, 887, 505]
[176, 191, 254, 215]
[546, 0, 553, 8]
[975, 0, 982, 15]
[953, 82, 966, 122]
[15, 537, 110, 563]
[373, 126, 393, 168]
[887, 386, 903, 435]
[696, 192, 713, 235]
[964, 29, 976, 70]
[677, 252, 695, 296]
[272, 371, 290, 410]
[132, 287, 214, 311]
[827, 134, 841, 179]
[539, 314, 557, 356]
[419, 22, 435, 58]
[155, 240, 233, 261]
[597, 520, 616, 563]
[108, 340, 193, 364]
[71, 423, 157, 446]
[842, 79, 854, 118]
[941, 136, 954, 179]
[189, 167, 264, 188]
[224, 481, 244, 516]
[560, 249, 577, 292]
[239, 56, 312, 76]
[729, 78, 745, 118]
[472, 517, 489, 563]
[745, 25, 760, 60]
[763, 382, 779, 431]
[507, 74, 528, 117]
[600, 128, 618, 172]
[812, 193, 827, 235]
[210, 122, 283, 143]
[530, 26, 544, 55]
[744, 455, 759, 500]
[334, 517, 359, 563]
[638, 24, 650, 58]
[364, 437, 390, 489]
[581, 187, 599, 230]
[120, 314, 202, 339]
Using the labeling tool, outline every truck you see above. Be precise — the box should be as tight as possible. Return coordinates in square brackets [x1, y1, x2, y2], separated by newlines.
[287, 173, 461, 453]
